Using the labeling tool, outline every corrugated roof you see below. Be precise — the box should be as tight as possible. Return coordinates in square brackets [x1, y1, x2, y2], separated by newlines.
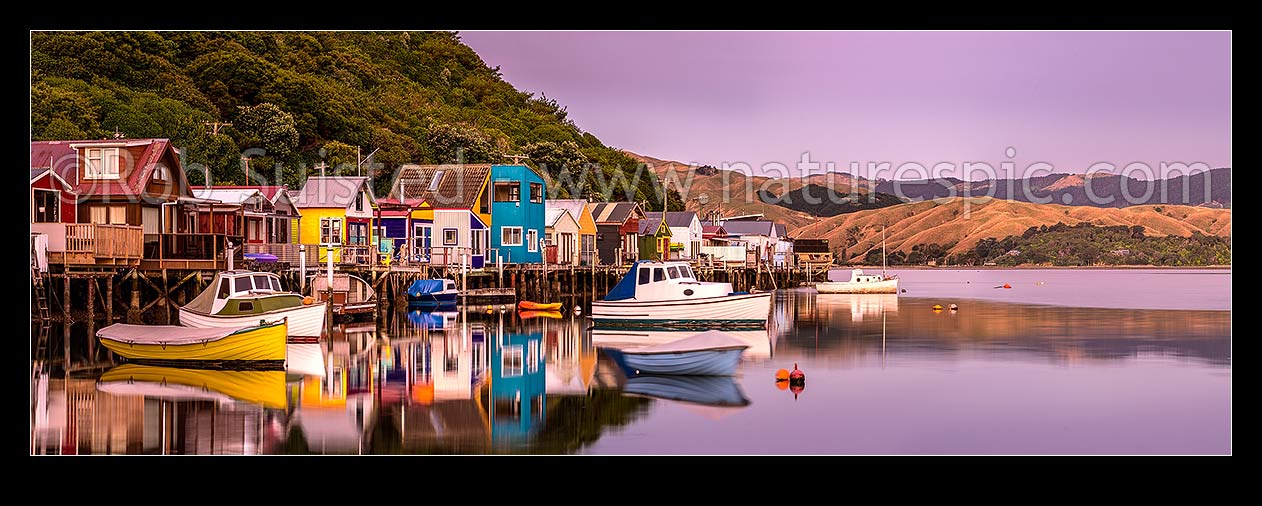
[591, 202, 640, 224]
[391, 164, 489, 209]
[545, 207, 572, 228]
[548, 199, 590, 220]
[638, 217, 668, 236]
[293, 176, 374, 208]
[196, 185, 290, 201]
[702, 225, 727, 236]
[720, 220, 775, 236]
[191, 188, 266, 206]
[664, 211, 698, 228]
[31, 138, 187, 198]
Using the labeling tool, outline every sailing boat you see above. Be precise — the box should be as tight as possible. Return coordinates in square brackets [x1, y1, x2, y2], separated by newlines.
[815, 226, 900, 294]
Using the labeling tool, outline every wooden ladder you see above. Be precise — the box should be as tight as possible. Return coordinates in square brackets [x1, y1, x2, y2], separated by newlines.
[31, 263, 51, 323]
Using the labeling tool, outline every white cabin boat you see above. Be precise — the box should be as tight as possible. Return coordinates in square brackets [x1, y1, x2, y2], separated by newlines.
[815, 268, 900, 294]
[179, 270, 328, 339]
[591, 260, 771, 327]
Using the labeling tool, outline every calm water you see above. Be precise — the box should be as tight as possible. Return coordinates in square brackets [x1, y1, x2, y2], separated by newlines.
[30, 269, 1231, 455]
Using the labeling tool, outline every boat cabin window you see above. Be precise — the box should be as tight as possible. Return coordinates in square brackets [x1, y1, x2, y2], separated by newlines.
[667, 266, 680, 279]
[238, 301, 254, 312]
[653, 268, 665, 282]
[683, 266, 695, 279]
[253, 275, 272, 291]
[218, 278, 231, 298]
[638, 268, 650, 285]
[234, 277, 252, 293]
[269, 277, 282, 291]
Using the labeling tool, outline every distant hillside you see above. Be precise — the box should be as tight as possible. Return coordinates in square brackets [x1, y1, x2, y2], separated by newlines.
[789, 197, 1231, 264]
[623, 151, 819, 230]
[871, 169, 1231, 208]
[758, 183, 904, 217]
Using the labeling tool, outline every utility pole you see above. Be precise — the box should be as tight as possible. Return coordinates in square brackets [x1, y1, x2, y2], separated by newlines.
[204, 121, 232, 135]
[314, 162, 328, 178]
[504, 154, 530, 165]
[357, 147, 381, 177]
[242, 156, 251, 185]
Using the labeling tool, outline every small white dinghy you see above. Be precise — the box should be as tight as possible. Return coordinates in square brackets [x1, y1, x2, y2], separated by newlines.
[609, 330, 750, 376]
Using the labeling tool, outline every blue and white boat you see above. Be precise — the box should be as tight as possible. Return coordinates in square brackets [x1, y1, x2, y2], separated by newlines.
[591, 260, 772, 328]
[603, 330, 749, 376]
[407, 279, 458, 305]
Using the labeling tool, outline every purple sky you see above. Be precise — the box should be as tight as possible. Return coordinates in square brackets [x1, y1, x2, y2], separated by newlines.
[461, 31, 1231, 180]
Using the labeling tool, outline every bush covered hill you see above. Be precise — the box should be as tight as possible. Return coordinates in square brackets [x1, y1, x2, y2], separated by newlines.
[31, 31, 681, 209]
[758, 183, 904, 217]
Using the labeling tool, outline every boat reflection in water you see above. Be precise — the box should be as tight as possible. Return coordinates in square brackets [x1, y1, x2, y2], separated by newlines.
[590, 327, 775, 361]
[31, 309, 654, 455]
[97, 364, 287, 409]
[623, 374, 750, 420]
[813, 293, 899, 322]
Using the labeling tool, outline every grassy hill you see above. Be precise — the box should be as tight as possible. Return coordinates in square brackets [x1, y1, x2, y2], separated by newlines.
[789, 197, 1231, 264]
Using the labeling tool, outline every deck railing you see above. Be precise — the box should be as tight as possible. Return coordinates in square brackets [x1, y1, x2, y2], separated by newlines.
[144, 233, 244, 262]
[244, 243, 318, 265]
[64, 224, 143, 264]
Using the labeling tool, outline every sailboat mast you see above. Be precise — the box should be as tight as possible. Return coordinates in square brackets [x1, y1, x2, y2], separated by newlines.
[881, 226, 887, 275]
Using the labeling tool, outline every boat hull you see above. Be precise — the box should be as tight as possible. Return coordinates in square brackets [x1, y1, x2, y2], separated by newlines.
[408, 292, 458, 305]
[99, 322, 287, 363]
[179, 302, 327, 338]
[611, 347, 745, 376]
[519, 301, 562, 311]
[591, 292, 772, 328]
[815, 279, 900, 294]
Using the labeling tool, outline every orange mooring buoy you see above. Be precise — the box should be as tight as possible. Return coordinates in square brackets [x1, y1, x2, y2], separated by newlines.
[775, 368, 790, 381]
[1003, 283, 1012, 289]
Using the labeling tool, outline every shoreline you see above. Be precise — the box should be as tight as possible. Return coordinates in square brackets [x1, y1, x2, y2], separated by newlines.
[840, 265, 1232, 270]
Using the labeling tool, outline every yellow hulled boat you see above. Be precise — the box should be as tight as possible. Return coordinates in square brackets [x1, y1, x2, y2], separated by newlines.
[97, 319, 287, 364]
[96, 364, 287, 409]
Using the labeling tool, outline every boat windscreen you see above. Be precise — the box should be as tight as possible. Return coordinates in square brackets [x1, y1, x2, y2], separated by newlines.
[605, 261, 649, 301]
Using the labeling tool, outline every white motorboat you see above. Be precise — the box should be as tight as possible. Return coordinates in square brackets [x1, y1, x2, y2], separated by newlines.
[591, 260, 772, 328]
[179, 270, 328, 339]
[815, 226, 900, 294]
[815, 268, 900, 294]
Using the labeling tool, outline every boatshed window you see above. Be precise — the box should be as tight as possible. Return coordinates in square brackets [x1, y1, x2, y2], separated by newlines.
[494, 182, 520, 202]
[530, 182, 542, 203]
[638, 268, 650, 285]
[653, 268, 665, 282]
[443, 228, 458, 246]
[234, 277, 252, 293]
[502, 226, 523, 246]
[667, 266, 680, 279]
